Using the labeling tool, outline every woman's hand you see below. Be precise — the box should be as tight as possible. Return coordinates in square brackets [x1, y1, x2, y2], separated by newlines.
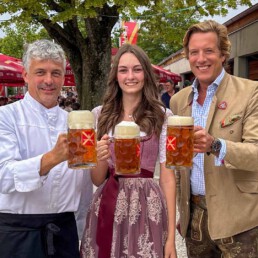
[90, 134, 111, 186]
[97, 134, 111, 161]
[164, 240, 177, 258]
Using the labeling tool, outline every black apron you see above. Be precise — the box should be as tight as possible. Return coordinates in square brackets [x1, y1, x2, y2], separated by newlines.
[0, 212, 80, 258]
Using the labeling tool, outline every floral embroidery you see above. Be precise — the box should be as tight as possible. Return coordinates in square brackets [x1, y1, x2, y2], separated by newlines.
[115, 189, 128, 224]
[147, 189, 162, 224]
[129, 190, 141, 225]
[124, 178, 145, 189]
[111, 228, 117, 258]
[121, 234, 136, 258]
[137, 225, 159, 258]
[124, 178, 135, 189]
[122, 234, 129, 256]
[94, 196, 101, 217]
[137, 178, 146, 188]
[81, 229, 95, 258]
[162, 231, 168, 246]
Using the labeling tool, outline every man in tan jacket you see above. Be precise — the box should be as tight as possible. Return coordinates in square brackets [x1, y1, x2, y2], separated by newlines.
[170, 20, 258, 257]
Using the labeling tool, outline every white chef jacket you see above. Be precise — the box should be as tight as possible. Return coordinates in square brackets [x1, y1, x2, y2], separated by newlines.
[0, 92, 92, 238]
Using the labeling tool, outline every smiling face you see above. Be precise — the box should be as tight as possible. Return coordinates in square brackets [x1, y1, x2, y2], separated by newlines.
[23, 58, 65, 109]
[188, 32, 225, 88]
[117, 52, 144, 96]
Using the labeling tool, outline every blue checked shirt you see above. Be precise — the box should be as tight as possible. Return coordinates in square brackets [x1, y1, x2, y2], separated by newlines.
[191, 69, 227, 195]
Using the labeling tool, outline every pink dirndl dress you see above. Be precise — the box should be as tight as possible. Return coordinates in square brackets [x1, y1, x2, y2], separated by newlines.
[80, 106, 172, 258]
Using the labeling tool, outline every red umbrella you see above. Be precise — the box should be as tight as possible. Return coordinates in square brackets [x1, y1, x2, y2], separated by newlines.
[152, 64, 182, 83]
[0, 53, 75, 87]
[0, 53, 24, 86]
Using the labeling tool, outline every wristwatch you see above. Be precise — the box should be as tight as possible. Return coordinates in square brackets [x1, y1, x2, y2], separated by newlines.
[210, 138, 222, 154]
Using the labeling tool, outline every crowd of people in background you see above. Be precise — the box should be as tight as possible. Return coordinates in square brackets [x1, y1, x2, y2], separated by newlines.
[58, 87, 81, 111]
[0, 89, 81, 112]
[0, 95, 23, 106]
[58, 95, 81, 111]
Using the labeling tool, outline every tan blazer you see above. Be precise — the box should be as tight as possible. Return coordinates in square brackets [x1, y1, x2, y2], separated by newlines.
[170, 73, 258, 239]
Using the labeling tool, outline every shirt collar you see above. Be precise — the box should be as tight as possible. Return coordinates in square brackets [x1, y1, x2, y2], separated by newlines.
[24, 92, 59, 118]
[192, 68, 225, 93]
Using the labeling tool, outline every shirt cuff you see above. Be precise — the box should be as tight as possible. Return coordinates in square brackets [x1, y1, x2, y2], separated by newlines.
[214, 138, 226, 166]
[14, 154, 45, 192]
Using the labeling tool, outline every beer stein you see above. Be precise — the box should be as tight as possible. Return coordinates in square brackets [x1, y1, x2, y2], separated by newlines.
[114, 121, 141, 175]
[67, 110, 97, 169]
[166, 116, 194, 169]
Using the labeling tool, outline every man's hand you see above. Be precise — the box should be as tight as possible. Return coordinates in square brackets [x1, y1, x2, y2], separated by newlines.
[39, 133, 68, 176]
[51, 133, 69, 163]
[193, 126, 214, 153]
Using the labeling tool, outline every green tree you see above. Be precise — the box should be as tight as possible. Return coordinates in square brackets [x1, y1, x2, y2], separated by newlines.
[136, 5, 199, 63]
[130, 0, 252, 63]
[0, 25, 50, 58]
[0, 0, 252, 109]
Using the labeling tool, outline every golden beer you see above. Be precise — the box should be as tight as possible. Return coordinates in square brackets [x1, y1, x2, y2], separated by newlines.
[166, 116, 194, 169]
[114, 121, 140, 175]
[68, 111, 97, 169]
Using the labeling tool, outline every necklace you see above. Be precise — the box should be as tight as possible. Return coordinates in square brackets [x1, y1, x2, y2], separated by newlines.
[128, 114, 133, 121]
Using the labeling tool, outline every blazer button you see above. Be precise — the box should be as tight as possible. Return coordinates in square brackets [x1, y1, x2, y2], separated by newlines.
[230, 130, 234, 134]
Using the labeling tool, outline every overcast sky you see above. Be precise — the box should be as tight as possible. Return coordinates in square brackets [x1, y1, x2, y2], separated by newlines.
[206, 0, 257, 23]
[0, 1, 257, 38]
[0, 13, 11, 38]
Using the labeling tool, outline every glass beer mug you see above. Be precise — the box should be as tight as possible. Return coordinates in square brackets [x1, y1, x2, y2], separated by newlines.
[166, 116, 194, 169]
[67, 110, 97, 169]
[114, 121, 141, 175]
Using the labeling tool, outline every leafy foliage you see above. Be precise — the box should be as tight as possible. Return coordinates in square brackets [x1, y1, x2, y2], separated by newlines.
[0, 24, 50, 58]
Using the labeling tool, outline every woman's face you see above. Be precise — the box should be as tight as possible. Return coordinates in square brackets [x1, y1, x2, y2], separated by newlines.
[117, 52, 144, 96]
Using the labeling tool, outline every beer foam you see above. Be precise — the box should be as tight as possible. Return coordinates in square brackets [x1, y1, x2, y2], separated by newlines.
[168, 116, 194, 126]
[68, 110, 95, 129]
[114, 121, 140, 138]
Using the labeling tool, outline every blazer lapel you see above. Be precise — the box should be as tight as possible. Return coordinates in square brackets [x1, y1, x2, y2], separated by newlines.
[206, 73, 229, 131]
[206, 95, 217, 131]
[179, 90, 193, 116]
